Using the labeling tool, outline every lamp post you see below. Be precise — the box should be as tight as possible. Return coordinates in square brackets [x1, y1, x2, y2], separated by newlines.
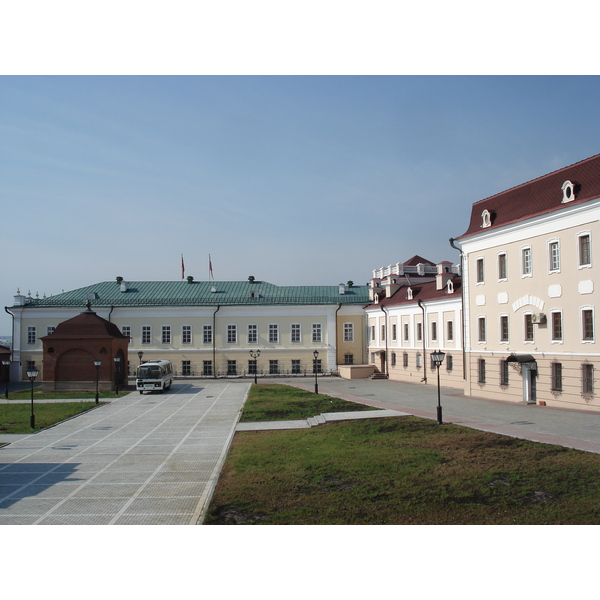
[249, 349, 261, 385]
[137, 350, 144, 365]
[26, 367, 39, 429]
[430, 350, 446, 425]
[2, 359, 10, 399]
[114, 356, 121, 396]
[94, 359, 101, 404]
[313, 350, 319, 395]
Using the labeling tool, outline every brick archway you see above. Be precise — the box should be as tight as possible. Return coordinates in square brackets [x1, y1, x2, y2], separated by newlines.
[56, 348, 96, 381]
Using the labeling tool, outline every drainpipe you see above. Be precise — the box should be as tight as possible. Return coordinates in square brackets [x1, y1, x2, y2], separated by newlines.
[4, 308, 15, 382]
[212, 305, 220, 379]
[380, 305, 389, 375]
[417, 299, 427, 383]
[108, 305, 115, 322]
[449, 237, 466, 380]
[335, 303, 342, 373]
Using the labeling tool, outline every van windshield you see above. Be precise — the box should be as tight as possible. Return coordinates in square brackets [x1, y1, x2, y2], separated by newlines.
[138, 365, 162, 379]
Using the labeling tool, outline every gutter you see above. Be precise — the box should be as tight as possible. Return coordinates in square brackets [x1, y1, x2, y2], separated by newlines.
[212, 305, 220, 378]
[4, 306, 15, 362]
[449, 237, 466, 380]
[335, 302, 342, 371]
[417, 299, 427, 383]
[380, 304, 388, 375]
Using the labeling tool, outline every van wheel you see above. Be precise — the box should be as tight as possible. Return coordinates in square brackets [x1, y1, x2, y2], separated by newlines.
[140, 391, 144, 395]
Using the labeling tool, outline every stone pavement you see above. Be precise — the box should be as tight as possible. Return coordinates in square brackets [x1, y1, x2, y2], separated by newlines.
[0, 380, 250, 525]
[273, 377, 600, 454]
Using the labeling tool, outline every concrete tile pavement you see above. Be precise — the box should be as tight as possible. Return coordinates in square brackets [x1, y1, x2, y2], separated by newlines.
[0, 381, 251, 525]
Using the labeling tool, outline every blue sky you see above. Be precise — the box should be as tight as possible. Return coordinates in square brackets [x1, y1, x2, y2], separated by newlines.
[2, 74, 600, 334]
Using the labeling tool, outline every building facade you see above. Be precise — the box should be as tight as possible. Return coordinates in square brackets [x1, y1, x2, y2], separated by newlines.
[8, 278, 369, 381]
[365, 256, 463, 388]
[455, 154, 600, 411]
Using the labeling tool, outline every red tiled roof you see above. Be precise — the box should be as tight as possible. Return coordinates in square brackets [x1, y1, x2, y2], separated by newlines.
[403, 255, 436, 266]
[41, 308, 127, 340]
[365, 278, 462, 309]
[457, 153, 600, 239]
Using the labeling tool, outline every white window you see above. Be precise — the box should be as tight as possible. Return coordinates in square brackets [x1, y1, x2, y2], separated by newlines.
[291, 324, 301, 343]
[227, 325, 237, 344]
[269, 324, 279, 343]
[431, 321, 437, 342]
[478, 317, 486, 342]
[203, 325, 213, 344]
[312, 323, 322, 343]
[46, 326, 56, 336]
[416, 322, 422, 342]
[497, 252, 507, 280]
[121, 326, 131, 344]
[551, 311, 562, 342]
[403, 323, 409, 342]
[391, 323, 397, 342]
[579, 233, 592, 267]
[182, 325, 192, 344]
[521, 246, 532, 277]
[582, 308, 594, 342]
[162, 326, 171, 344]
[248, 324, 258, 344]
[344, 323, 354, 342]
[447, 321, 454, 342]
[548, 240, 560, 272]
[500, 315, 509, 343]
[524, 313, 534, 343]
[27, 326, 36, 345]
[142, 326, 151, 344]
[476, 257, 485, 283]
[381, 324, 386, 342]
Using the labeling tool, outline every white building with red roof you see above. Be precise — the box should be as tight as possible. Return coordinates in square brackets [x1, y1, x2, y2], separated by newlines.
[365, 256, 464, 388]
[454, 153, 600, 410]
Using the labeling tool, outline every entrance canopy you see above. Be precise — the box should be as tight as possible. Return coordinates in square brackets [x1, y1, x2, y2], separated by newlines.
[506, 353, 536, 363]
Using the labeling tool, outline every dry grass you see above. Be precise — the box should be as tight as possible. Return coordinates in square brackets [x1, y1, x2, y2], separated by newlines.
[205, 415, 600, 525]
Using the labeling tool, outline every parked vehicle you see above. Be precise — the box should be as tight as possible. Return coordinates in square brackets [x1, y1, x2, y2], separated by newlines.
[136, 360, 174, 394]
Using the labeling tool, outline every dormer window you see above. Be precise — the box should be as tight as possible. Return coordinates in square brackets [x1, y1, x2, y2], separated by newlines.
[407, 287, 413, 300]
[481, 209, 492, 228]
[562, 180, 576, 203]
[447, 280, 454, 294]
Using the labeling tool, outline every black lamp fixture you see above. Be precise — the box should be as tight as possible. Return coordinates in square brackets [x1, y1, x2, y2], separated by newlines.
[93, 359, 102, 404]
[26, 366, 39, 429]
[137, 350, 144, 365]
[313, 350, 319, 395]
[248, 349, 261, 385]
[430, 350, 446, 425]
[113, 355, 121, 396]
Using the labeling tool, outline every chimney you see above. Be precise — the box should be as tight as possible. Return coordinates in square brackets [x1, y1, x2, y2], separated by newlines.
[436, 262, 455, 290]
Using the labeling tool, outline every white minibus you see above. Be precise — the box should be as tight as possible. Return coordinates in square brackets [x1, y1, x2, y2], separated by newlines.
[136, 360, 174, 393]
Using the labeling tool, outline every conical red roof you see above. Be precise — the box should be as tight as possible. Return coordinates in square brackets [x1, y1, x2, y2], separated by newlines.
[42, 307, 127, 340]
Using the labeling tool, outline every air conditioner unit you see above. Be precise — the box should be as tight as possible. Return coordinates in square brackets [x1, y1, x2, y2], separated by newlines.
[531, 313, 547, 324]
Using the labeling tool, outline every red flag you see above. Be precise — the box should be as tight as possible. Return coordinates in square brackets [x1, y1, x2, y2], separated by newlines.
[181, 254, 185, 280]
[209, 254, 214, 280]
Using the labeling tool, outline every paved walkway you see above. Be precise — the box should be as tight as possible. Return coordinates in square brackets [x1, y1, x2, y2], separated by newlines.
[3, 376, 600, 525]
[274, 377, 600, 454]
[0, 381, 250, 525]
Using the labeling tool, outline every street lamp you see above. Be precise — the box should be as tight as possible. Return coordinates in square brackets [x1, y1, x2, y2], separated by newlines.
[137, 350, 144, 365]
[93, 359, 101, 404]
[2, 359, 10, 399]
[430, 350, 446, 425]
[26, 367, 39, 429]
[248, 349, 261, 385]
[313, 350, 319, 395]
[114, 356, 121, 396]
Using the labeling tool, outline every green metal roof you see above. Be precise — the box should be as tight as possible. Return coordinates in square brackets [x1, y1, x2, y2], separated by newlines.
[21, 280, 370, 308]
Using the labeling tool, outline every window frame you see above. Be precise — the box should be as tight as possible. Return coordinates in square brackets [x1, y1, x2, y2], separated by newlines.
[581, 308, 594, 342]
[478, 358, 486, 384]
[477, 316, 486, 343]
[161, 325, 171, 345]
[312, 323, 322, 343]
[551, 310, 563, 343]
[548, 239, 560, 273]
[268, 324, 279, 344]
[551, 362, 563, 392]
[291, 323, 301, 343]
[141, 325, 152, 345]
[524, 313, 534, 343]
[182, 325, 192, 345]
[583, 363, 594, 395]
[476, 257, 485, 284]
[497, 251, 507, 281]
[27, 326, 37, 345]
[578, 232, 592, 268]
[499, 314, 509, 343]
[203, 324, 213, 345]
[500, 359, 509, 386]
[521, 246, 532, 277]
[227, 324, 237, 344]
[248, 324, 258, 344]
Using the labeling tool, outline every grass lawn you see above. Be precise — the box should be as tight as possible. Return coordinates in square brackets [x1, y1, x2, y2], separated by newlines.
[0, 402, 104, 434]
[205, 386, 600, 525]
[6, 389, 130, 401]
[239, 383, 378, 421]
